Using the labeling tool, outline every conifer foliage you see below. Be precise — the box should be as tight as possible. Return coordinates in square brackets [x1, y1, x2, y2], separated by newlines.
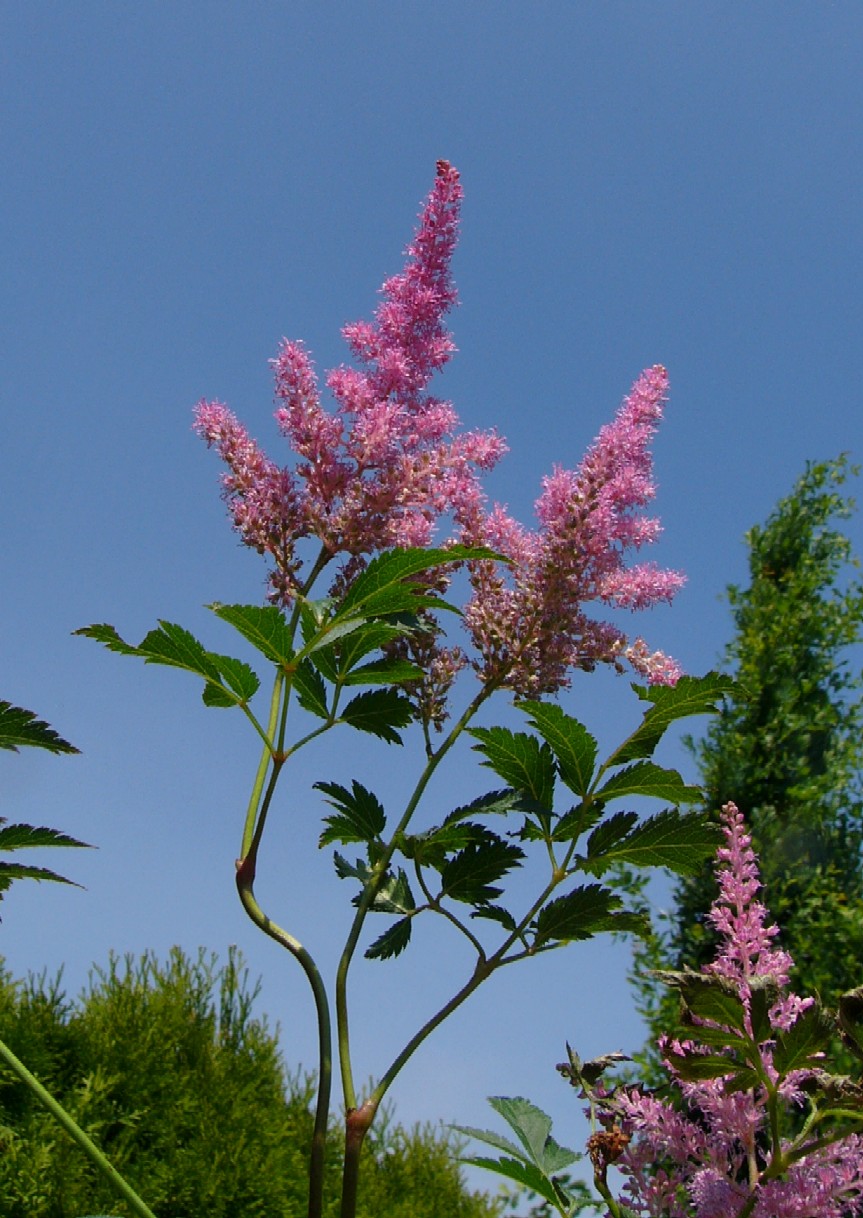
[672, 457, 863, 1007]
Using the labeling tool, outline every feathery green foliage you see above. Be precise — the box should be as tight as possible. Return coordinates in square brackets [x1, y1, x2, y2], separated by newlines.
[0, 948, 502, 1218]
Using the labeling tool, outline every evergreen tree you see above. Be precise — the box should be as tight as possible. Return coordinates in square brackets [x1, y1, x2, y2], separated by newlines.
[0, 948, 503, 1218]
[633, 457, 863, 1069]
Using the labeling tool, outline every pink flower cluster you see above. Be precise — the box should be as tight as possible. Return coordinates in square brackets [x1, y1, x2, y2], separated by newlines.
[195, 161, 504, 603]
[612, 804, 863, 1218]
[460, 365, 684, 695]
[195, 162, 683, 695]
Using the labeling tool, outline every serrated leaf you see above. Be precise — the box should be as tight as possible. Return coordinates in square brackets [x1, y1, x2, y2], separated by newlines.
[405, 820, 501, 868]
[365, 867, 416, 915]
[316, 780, 386, 846]
[364, 917, 412, 960]
[594, 761, 701, 805]
[0, 823, 90, 852]
[457, 1154, 561, 1209]
[440, 839, 525, 904]
[335, 546, 497, 621]
[579, 809, 721, 877]
[534, 886, 647, 946]
[201, 651, 260, 707]
[77, 621, 249, 707]
[605, 672, 736, 767]
[445, 789, 536, 824]
[0, 702, 79, 754]
[551, 799, 607, 843]
[211, 653, 260, 700]
[468, 727, 556, 809]
[208, 603, 296, 665]
[654, 970, 748, 1034]
[339, 688, 412, 744]
[663, 1049, 738, 1081]
[293, 660, 330, 719]
[518, 701, 598, 796]
[0, 862, 81, 890]
[342, 657, 424, 686]
[333, 853, 370, 883]
[486, 1096, 578, 1174]
[774, 1002, 836, 1074]
[451, 1124, 526, 1162]
[469, 904, 518, 932]
[586, 810, 639, 860]
[310, 621, 411, 684]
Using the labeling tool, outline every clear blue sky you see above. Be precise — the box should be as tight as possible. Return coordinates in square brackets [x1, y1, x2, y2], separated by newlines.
[3, 1, 862, 1189]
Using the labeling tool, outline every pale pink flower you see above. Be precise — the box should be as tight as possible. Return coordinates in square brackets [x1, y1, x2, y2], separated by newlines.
[461, 365, 684, 695]
[608, 804, 863, 1217]
[195, 166, 681, 703]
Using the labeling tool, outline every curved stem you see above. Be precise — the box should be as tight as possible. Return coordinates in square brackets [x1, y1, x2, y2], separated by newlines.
[0, 1036, 157, 1218]
[236, 867, 332, 1218]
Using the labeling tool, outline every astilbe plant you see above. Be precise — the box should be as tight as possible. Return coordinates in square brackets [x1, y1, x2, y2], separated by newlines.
[604, 803, 863, 1218]
[466, 804, 863, 1217]
[77, 162, 728, 1218]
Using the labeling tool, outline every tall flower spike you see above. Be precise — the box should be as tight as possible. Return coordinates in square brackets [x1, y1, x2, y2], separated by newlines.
[461, 365, 684, 695]
[195, 162, 506, 602]
[608, 803, 863, 1218]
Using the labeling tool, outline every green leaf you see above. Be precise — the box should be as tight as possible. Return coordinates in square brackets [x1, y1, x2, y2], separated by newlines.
[653, 970, 748, 1034]
[335, 546, 498, 621]
[76, 621, 257, 709]
[585, 811, 639, 860]
[663, 1049, 738, 1081]
[579, 809, 721, 877]
[292, 659, 330, 719]
[551, 799, 607, 843]
[0, 862, 82, 891]
[365, 868, 416, 915]
[774, 1001, 836, 1073]
[440, 839, 525, 904]
[594, 761, 702, 804]
[310, 621, 411, 683]
[316, 780, 386, 846]
[333, 853, 370, 883]
[364, 917, 412, 960]
[339, 688, 413, 744]
[605, 672, 736, 767]
[534, 885, 631, 947]
[444, 789, 536, 824]
[0, 822, 90, 852]
[518, 701, 598, 796]
[451, 1124, 526, 1163]
[457, 1154, 561, 1210]
[0, 702, 79, 754]
[342, 658, 424, 686]
[208, 603, 296, 665]
[486, 1096, 579, 1174]
[468, 727, 556, 809]
[205, 652, 261, 705]
[469, 904, 518, 932]
[404, 820, 502, 867]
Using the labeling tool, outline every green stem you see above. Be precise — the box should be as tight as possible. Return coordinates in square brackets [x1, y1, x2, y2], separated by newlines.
[371, 960, 493, 1107]
[241, 671, 285, 856]
[236, 865, 332, 1218]
[335, 686, 493, 1110]
[0, 1035, 157, 1218]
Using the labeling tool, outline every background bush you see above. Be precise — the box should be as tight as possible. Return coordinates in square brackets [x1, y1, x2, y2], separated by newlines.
[0, 947, 503, 1218]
